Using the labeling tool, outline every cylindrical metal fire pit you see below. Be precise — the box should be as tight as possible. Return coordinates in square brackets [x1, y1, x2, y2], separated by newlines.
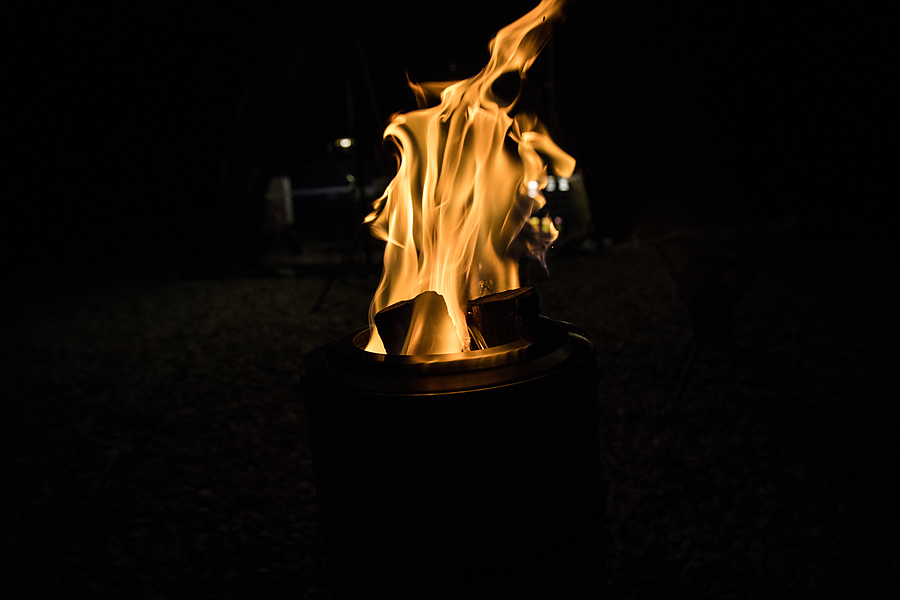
[300, 316, 605, 598]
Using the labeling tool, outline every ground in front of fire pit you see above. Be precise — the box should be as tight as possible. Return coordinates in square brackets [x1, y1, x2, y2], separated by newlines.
[4, 225, 897, 599]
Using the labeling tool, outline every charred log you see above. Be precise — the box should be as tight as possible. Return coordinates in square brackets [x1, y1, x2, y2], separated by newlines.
[466, 286, 540, 349]
[374, 290, 459, 355]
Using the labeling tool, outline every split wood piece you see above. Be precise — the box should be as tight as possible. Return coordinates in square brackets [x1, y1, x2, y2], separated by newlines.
[374, 291, 460, 355]
[465, 286, 540, 349]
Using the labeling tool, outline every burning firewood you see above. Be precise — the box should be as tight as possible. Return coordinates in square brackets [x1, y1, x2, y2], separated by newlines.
[466, 286, 540, 349]
[373, 291, 460, 355]
[374, 287, 541, 354]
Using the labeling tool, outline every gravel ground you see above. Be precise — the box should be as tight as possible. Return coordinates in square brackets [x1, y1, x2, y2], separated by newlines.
[4, 224, 897, 599]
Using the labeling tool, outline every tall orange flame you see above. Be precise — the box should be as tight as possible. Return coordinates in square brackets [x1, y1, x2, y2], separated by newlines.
[365, 0, 575, 354]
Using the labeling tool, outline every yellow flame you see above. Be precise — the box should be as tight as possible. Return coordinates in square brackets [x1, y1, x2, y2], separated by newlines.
[365, 0, 575, 354]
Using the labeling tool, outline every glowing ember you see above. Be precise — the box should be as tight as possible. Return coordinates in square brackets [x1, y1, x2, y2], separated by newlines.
[364, 0, 575, 355]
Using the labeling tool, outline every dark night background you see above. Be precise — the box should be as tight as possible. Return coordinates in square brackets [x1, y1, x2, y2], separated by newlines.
[11, 0, 881, 279]
[5, 1, 896, 598]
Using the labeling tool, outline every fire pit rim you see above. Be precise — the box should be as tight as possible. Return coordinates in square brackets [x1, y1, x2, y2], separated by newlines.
[302, 316, 595, 395]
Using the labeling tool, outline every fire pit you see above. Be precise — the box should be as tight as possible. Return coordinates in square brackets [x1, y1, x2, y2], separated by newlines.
[301, 314, 604, 598]
[299, 2, 604, 596]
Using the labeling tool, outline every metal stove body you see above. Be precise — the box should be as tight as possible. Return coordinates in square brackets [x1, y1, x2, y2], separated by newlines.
[300, 316, 605, 598]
